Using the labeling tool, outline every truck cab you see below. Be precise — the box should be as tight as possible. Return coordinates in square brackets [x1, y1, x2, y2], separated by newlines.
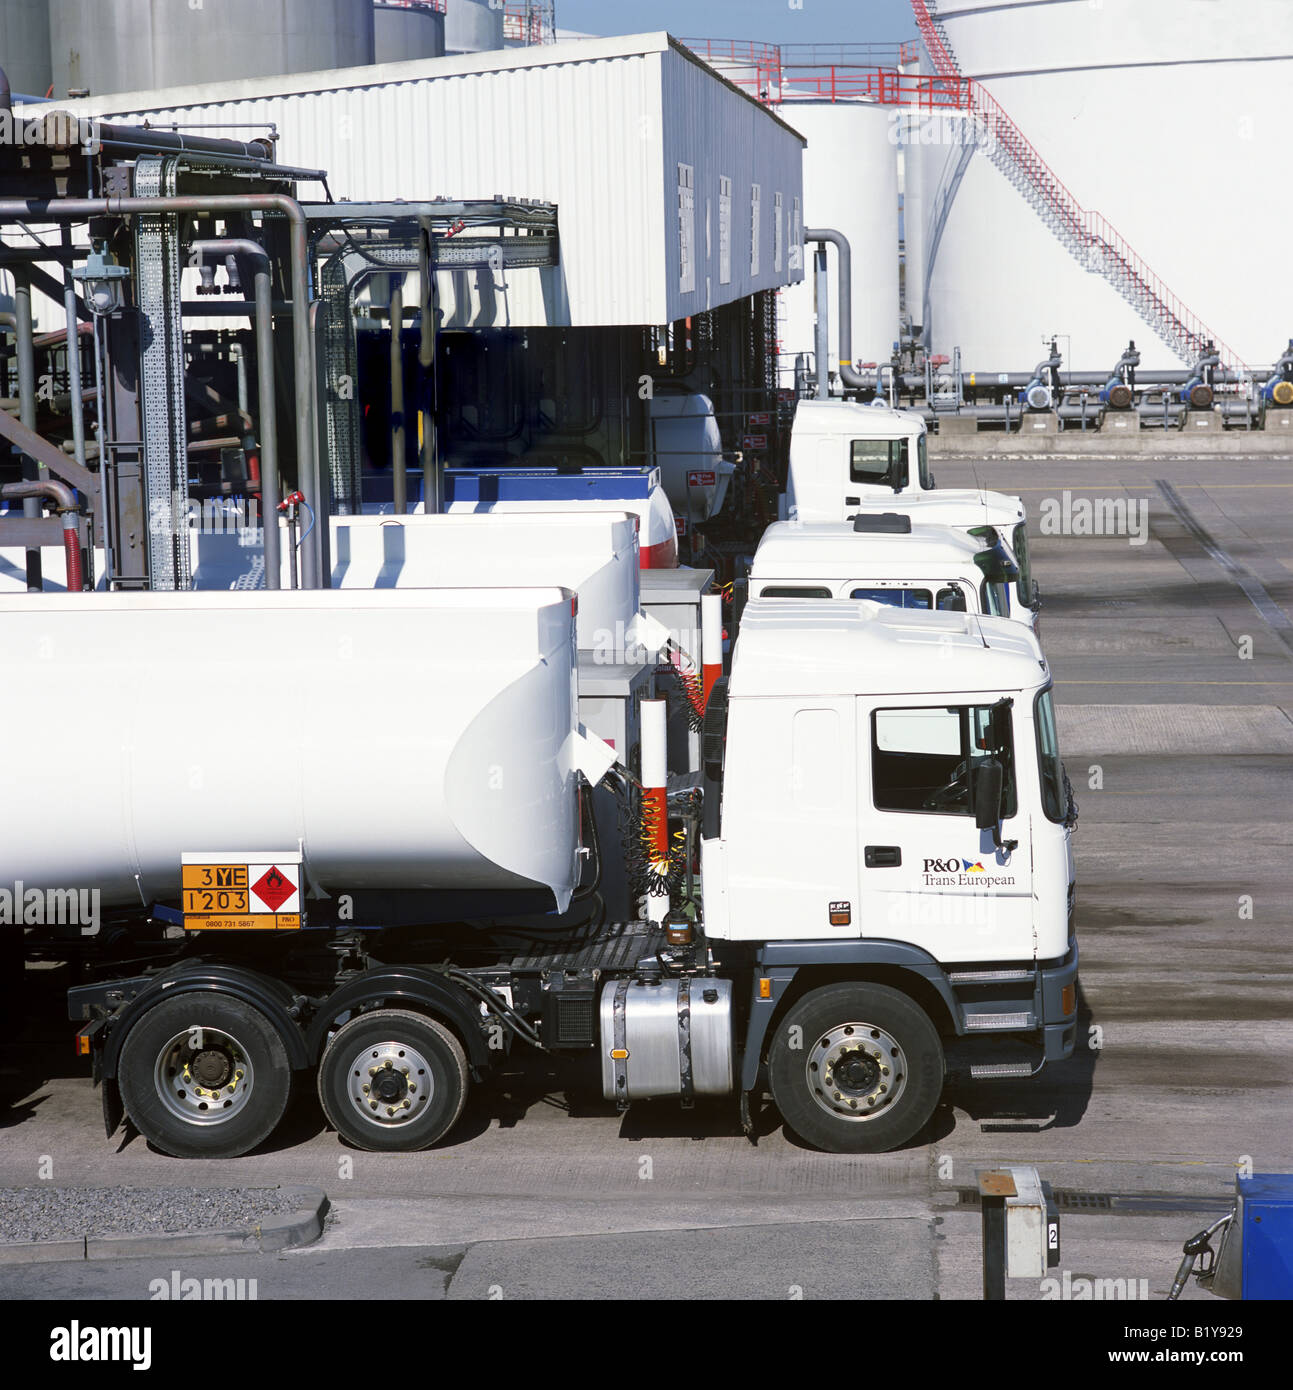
[782, 399, 1039, 626]
[700, 598, 1076, 1148]
[748, 517, 1022, 625]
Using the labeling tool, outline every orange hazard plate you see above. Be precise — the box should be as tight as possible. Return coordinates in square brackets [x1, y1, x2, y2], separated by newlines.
[182, 888, 250, 914]
[185, 913, 301, 932]
[182, 864, 249, 890]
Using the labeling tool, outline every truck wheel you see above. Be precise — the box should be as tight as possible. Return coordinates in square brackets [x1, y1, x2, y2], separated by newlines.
[118, 994, 293, 1159]
[768, 983, 943, 1153]
[317, 1009, 468, 1152]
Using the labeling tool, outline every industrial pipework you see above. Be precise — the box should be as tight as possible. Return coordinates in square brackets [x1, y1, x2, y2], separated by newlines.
[1, 479, 83, 591]
[1099, 341, 1140, 409]
[1262, 340, 1293, 407]
[1179, 343, 1220, 410]
[188, 238, 282, 588]
[805, 227, 867, 393]
[1021, 341, 1063, 412]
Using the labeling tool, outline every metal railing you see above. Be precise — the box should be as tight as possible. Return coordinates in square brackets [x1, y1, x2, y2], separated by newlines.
[910, 0, 960, 77]
[503, 1, 557, 46]
[684, 21, 1242, 368]
[379, 0, 447, 13]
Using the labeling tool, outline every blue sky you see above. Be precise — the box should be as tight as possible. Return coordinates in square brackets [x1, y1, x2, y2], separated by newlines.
[554, 0, 917, 45]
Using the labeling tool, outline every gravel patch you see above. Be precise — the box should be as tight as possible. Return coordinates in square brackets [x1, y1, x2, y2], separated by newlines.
[0, 1187, 306, 1243]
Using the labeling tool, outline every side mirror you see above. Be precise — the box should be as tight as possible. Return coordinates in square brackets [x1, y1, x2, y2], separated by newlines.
[972, 758, 1004, 831]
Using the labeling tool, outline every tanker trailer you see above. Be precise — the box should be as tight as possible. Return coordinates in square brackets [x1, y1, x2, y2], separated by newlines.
[1, 588, 599, 915]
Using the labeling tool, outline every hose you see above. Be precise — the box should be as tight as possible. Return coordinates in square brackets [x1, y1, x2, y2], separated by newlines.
[659, 639, 705, 732]
[443, 968, 546, 1050]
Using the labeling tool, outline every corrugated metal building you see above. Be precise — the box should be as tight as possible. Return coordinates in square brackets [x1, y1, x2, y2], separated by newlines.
[48, 33, 805, 329]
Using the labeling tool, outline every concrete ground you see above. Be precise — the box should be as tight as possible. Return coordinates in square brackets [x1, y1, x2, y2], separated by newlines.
[1, 452, 1290, 1302]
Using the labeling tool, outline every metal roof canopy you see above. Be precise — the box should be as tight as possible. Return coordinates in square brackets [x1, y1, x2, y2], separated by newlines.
[49, 31, 807, 328]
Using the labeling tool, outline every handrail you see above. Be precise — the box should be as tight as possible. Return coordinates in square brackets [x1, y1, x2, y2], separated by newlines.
[683, 27, 1244, 369]
[909, 0, 960, 78]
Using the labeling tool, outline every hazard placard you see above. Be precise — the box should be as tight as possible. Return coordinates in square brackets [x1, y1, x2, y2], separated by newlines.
[181, 852, 303, 931]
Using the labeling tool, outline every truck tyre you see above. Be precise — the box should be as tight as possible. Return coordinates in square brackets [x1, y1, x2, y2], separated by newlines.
[317, 1009, 468, 1152]
[768, 983, 943, 1153]
[117, 993, 293, 1159]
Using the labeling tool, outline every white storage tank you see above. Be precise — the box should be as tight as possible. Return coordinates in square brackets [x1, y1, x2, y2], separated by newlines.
[0, 588, 587, 910]
[777, 100, 900, 382]
[0, 0, 52, 97]
[925, 0, 1293, 369]
[48, 0, 376, 97]
[374, 2, 445, 63]
[443, 0, 504, 55]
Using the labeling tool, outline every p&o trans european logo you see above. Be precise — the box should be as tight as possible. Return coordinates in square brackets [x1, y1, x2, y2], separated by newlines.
[921, 856, 1016, 888]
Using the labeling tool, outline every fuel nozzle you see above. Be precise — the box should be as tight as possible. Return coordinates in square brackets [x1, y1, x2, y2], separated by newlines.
[1167, 1214, 1231, 1301]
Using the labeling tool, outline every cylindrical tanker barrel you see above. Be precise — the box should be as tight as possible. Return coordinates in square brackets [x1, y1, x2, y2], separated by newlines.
[0, 588, 585, 912]
[326, 512, 641, 655]
[190, 511, 644, 657]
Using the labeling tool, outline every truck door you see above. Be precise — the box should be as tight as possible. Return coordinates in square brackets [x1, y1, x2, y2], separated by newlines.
[720, 697, 859, 939]
[856, 699, 1034, 963]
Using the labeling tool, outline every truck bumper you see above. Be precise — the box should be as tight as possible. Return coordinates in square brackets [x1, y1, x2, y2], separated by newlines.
[1038, 939, 1080, 1064]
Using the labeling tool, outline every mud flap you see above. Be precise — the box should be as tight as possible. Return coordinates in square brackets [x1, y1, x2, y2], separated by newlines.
[739, 1090, 758, 1145]
[102, 1076, 124, 1139]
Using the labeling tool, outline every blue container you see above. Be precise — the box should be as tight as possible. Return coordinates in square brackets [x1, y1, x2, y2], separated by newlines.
[444, 466, 661, 504]
[1240, 1173, 1293, 1299]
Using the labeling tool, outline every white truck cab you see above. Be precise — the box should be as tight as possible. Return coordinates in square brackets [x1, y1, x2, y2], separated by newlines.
[699, 598, 1077, 1147]
[705, 598, 1073, 961]
[748, 516, 1021, 624]
[783, 399, 1039, 625]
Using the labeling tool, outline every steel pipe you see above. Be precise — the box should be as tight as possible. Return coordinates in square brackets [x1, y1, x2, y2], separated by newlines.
[390, 274, 406, 515]
[190, 238, 281, 588]
[2, 479, 82, 590]
[804, 228, 866, 390]
[0, 195, 320, 587]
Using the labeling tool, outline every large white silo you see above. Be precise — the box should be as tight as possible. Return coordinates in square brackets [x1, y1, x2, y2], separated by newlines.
[925, 0, 1293, 371]
[374, 3, 446, 63]
[778, 101, 901, 384]
[444, 0, 505, 55]
[48, 0, 376, 97]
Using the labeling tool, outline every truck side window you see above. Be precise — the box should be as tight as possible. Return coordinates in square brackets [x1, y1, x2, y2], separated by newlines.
[936, 586, 966, 612]
[1012, 522, 1034, 607]
[849, 439, 907, 489]
[917, 434, 933, 489]
[849, 586, 933, 609]
[981, 580, 1011, 617]
[872, 705, 1017, 817]
[757, 585, 832, 598]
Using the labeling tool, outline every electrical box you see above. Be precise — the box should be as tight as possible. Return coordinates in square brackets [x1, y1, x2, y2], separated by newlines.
[1211, 1173, 1293, 1300]
[1003, 1166, 1061, 1279]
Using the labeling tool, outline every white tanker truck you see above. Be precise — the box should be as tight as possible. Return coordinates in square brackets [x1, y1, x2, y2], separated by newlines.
[2, 587, 1078, 1159]
[783, 401, 1040, 629]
